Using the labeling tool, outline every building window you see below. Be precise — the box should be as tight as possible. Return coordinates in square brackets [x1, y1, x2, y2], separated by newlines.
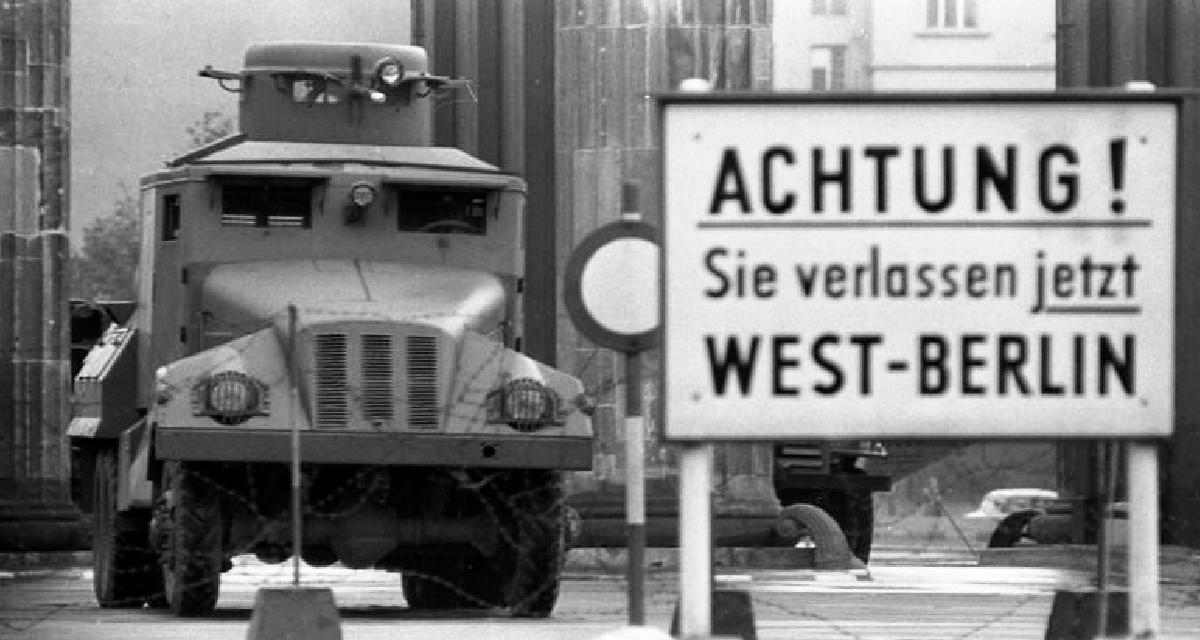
[813, 0, 846, 16]
[810, 46, 846, 91]
[927, 0, 978, 29]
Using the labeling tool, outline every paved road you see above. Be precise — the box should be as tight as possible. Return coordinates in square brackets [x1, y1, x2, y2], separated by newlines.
[2, 558, 1198, 639]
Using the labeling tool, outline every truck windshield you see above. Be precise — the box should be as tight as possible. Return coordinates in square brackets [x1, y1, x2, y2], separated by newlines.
[395, 188, 489, 235]
[220, 178, 315, 228]
[290, 78, 339, 104]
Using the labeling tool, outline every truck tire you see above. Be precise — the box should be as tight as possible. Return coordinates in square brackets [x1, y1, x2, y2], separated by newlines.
[92, 449, 163, 608]
[988, 510, 1039, 548]
[402, 572, 463, 609]
[489, 470, 566, 618]
[402, 557, 500, 610]
[776, 503, 855, 569]
[776, 488, 875, 564]
[161, 463, 224, 617]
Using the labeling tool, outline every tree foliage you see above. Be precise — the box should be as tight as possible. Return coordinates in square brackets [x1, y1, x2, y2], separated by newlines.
[71, 185, 140, 301]
[72, 111, 239, 301]
[185, 110, 237, 148]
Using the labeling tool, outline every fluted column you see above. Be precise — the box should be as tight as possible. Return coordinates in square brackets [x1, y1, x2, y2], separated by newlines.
[0, 0, 79, 551]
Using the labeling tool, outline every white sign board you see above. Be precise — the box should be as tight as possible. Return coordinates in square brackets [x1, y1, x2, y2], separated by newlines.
[662, 96, 1177, 439]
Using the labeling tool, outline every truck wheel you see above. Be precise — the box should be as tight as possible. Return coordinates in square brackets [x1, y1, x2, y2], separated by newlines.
[402, 572, 462, 609]
[404, 557, 500, 610]
[776, 503, 855, 569]
[988, 510, 1039, 548]
[491, 470, 566, 618]
[776, 489, 875, 564]
[161, 463, 224, 617]
[403, 554, 496, 609]
[92, 449, 163, 608]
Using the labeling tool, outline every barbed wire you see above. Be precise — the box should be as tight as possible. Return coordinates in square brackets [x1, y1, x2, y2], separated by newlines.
[4, 202, 1168, 632]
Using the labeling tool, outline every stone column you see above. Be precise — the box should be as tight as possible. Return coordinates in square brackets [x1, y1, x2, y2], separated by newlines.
[554, 0, 779, 540]
[0, 0, 80, 551]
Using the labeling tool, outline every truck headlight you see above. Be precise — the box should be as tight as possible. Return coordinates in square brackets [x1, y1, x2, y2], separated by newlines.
[487, 378, 562, 432]
[375, 57, 404, 87]
[193, 371, 269, 425]
[350, 182, 376, 207]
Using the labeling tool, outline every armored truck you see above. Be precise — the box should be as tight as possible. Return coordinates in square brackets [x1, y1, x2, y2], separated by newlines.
[67, 42, 594, 618]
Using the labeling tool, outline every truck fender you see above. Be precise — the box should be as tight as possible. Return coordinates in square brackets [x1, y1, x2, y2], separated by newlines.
[117, 419, 155, 511]
[773, 503, 856, 570]
[986, 509, 1041, 548]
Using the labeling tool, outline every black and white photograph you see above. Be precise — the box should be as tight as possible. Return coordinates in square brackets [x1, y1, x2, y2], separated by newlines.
[2, 1, 1199, 639]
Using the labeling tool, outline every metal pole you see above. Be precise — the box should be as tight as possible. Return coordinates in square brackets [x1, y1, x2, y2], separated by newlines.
[625, 350, 645, 625]
[1095, 441, 1111, 636]
[289, 305, 302, 587]
[679, 443, 712, 638]
[621, 179, 647, 625]
[674, 78, 713, 640]
[1127, 442, 1160, 637]
[1114, 73, 1159, 639]
[1099, 439, 1113, 633]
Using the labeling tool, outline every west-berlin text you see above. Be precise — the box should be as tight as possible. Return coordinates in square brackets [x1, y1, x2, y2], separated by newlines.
[704, 332, 1135, 398]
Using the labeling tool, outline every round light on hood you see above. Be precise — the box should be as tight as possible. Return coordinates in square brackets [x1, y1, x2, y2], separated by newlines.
[487, 378, 563, 432]
[350, 183, 377, 207]
[195, 371, 267, 425]
[375, 57, 404, 87]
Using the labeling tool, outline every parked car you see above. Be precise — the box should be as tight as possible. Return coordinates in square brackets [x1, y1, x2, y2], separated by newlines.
[966, 488, 1059, 520]
[967, 488, 1063, 547]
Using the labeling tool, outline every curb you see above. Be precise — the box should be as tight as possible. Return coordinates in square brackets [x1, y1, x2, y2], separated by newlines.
[0, 551, 91, 579]
[979, 545, 1199, 583]
[0, 567, 89, 580]
[566, 547, 834, 571]
[716, 570, 873, 583]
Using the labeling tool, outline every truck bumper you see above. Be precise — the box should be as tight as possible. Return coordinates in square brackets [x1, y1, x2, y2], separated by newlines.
[155, 428, 594, 470]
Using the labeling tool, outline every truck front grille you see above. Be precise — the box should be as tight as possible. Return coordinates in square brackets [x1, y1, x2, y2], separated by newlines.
[361, 334, 395, 422]
[313, 334, 350, 428]
[311, 331, 440, 429]
[405, 335, 439, 429]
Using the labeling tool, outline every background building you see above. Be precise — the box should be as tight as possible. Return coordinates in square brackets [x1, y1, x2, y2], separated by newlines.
[774, 0, 1056, 91]
[871, 0, 1055, 89]
[774, 0, 871, 90]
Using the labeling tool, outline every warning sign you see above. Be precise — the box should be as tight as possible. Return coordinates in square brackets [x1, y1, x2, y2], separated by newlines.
[660, 95, 1178, 439]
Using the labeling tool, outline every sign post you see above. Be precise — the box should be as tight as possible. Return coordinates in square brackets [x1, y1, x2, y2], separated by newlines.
[564, 203, 661, 626]
[1128, 442, 1160, 634]
[659, 93, 1181, 638]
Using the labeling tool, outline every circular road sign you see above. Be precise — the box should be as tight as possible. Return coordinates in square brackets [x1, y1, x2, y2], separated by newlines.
[564, 220, 661, 353]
